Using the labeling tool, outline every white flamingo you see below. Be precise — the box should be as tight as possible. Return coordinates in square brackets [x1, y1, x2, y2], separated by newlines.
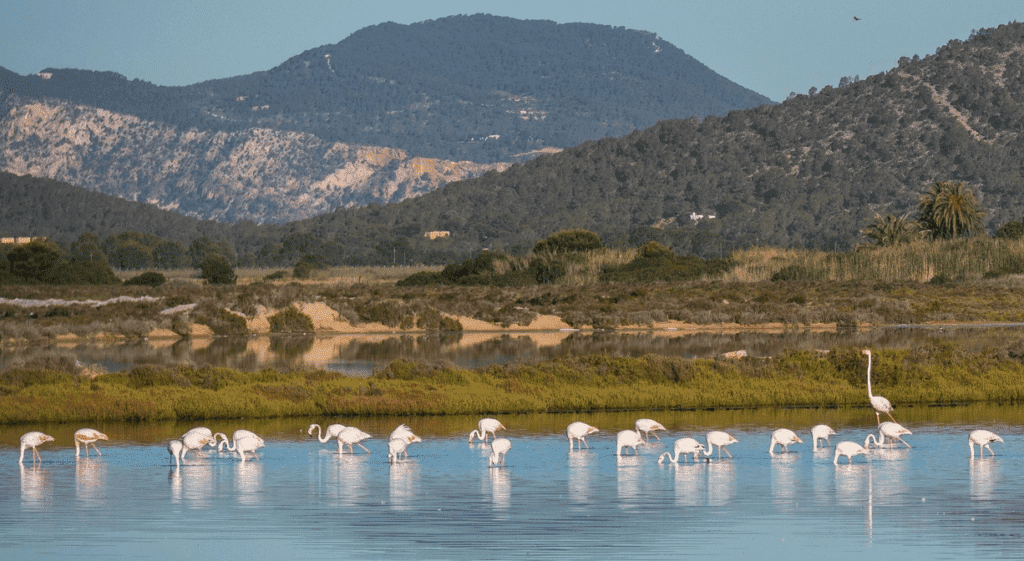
[658, 437, 706, 463]
[336, 426, 373, 454]
[167, 440, 183, 467]
[388, 425, 422, 459]
[864, 421, 912, 449]
[811, 424, 836, 450]
[74, 428, 109, 457]
[469, 418, 505, 444]
[834, 441, 868, 465]
[19, 431, 54, 464]
[768, 428, 803, 455]
[489, 438, 512, 467]
[566, 422, 599, 450]
[969, 430, 1003, 458]
[863, 349, 896, 425]
[308, 423, 346, 444]
[616, 429, 644, 457]
[215, 430, 265, 462]
[704, 431, 738, 459]
[181, 427, 216, 459]
[634, 418, 666, 442]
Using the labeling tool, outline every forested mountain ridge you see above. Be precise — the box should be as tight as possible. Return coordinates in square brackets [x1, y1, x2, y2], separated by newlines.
[1, 14, 770, 162]
[287, 23, 1024, 260]
[0, 15, 769, 223]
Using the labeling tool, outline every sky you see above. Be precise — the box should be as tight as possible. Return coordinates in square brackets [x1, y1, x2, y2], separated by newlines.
[1, 1, 1021, 102]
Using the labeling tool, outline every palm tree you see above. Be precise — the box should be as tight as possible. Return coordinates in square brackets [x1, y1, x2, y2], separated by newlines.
[861, 213, 922, 246]
[916, 181, 985, 239]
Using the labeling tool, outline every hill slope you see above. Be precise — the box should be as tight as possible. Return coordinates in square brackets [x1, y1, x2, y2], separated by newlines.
[290, 23, 1024, 261]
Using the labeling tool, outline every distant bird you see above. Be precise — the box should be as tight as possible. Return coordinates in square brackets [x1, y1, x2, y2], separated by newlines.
[215, 430, 265, 462]
[834, 441, 868, 465]
[167, 440, 183, 467]
[336, 426, 373, 454]
[308, 423, 346, 444]
[704, 431, 739, 459]
[388, 424, 422, 459]
[19, 431, 54, 464]
[864, 421, 912, 449]
[768, 428, 803, 455]
[616, 429, 644, 457]
[658, 437, 706, 464]
[811, 424, 836, 450]
[853, 16, 861, 21]
[469, 418, 505, 444]
[489, 438, 512, 467]
[863, 349, 896, 425]
[181, 427, 216, 459]
[566, 422, 599, 450]
[634, 418, 666, 442]
[74, 428, 109, 457]
[969, 430, 1004, 458]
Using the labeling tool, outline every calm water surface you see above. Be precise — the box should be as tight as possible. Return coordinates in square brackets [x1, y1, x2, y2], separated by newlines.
[4, 324, 1024, 374]
[2, 409, 1024, 559]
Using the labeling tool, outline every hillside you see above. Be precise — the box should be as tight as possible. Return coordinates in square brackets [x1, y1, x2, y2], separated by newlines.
[286, 23, 1024, 262]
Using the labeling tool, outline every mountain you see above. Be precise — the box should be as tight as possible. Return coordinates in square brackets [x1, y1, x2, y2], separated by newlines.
[0, 15, 771, 224]
[284, 23, 1024, 261]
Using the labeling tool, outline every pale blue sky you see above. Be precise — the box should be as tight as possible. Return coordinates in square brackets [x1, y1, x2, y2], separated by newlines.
[1, 0, 1020, 102]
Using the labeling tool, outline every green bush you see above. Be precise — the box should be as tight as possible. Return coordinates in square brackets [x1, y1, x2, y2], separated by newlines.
[533, 229, 602, 254]
[42, 261, 122, 285]
[268, 308, 315, 333]
[771, 265, 816, 281]
[125, 271, 167, 287]
[193, 304, 248, 335]
[199, 253, 236, 285]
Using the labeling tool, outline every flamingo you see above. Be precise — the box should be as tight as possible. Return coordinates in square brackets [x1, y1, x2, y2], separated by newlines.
[863, 349, 896, 425]
[19, 431, 54, 464]
[811, 424, 836, 450]
[634, 418, 666, 442]
[74, 428, 109, 457]
[834, 441, 868, 465]
[768, 428, 803, 455]
[616, 429, 644, 457]
[469, 418, 505, 444]
[215, 430, 264, 462]
[969, 430, 1003, 458]
[566, 422, 599, 450]
[336, 426, 373, 454]
[489, 438, 512, 467]
[167, 440, 183, 467]
[308, 423, 346, 444]
[864, 421, 912, 449]
[388, 425, 422, 459]
[704, 431, 738, 459]
[658, 437, 706, 463]
[181, 427, 216, 459]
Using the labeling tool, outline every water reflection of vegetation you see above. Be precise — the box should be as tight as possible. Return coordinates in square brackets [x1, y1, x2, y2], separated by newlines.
[2, 344, 1024, 425]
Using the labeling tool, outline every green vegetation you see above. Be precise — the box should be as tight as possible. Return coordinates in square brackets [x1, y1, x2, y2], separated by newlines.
[2, 346, 1022, 424]
[199, 253, 236, 285]
[917, 181, 986, 239]
[267, 308, 315, 333]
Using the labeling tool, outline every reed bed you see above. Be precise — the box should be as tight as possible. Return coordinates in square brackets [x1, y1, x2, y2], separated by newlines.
[724, 238, 1024, 283]
[2, 346, 1022, 424]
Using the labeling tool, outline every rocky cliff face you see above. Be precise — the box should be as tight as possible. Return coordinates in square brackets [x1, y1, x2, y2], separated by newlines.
[0, 96, 509, 223]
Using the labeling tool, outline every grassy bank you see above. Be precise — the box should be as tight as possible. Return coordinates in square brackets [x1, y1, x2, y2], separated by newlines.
[2, 345, 1022, 425]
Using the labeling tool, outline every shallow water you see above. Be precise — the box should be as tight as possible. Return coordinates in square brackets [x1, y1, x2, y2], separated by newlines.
[4, 324, 1024, 374]
[3, 410, 1024, 559]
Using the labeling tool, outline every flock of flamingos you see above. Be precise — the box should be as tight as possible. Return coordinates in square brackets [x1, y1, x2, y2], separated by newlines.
[15, 349, 1008, 467]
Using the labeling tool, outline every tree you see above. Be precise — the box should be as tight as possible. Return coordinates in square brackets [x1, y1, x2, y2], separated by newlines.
[861, 213, 922, 246]
[69, 233, 107, 263]
[199, 253, 237, 285]
[7, 240, 64, 282]
[532, 229, 602, 254]
[916, 181, 985, 239]
[152, 241, 189, 269]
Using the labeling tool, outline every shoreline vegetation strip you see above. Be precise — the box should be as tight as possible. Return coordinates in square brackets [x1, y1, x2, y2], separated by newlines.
[1, 346, 1022, 424]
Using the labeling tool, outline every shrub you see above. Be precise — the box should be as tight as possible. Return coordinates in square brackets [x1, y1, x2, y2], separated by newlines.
[125, 271, 167, 287]
[268, 308, 315, 333]
[293, 254, 326, 279]
[199, 253, 236, 285]
[193, 303, 248, 335]
[263, 270, 288, 281]
[41, 261, 122, 285]
[771, 265, 816, 281]
[533, 229, 602, 254]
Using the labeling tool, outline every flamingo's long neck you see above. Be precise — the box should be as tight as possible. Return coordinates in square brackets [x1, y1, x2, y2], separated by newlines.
[313, 425, 331, 443]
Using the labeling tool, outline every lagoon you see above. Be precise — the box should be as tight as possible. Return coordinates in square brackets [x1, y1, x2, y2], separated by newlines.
[2, 408, 1023, 559]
